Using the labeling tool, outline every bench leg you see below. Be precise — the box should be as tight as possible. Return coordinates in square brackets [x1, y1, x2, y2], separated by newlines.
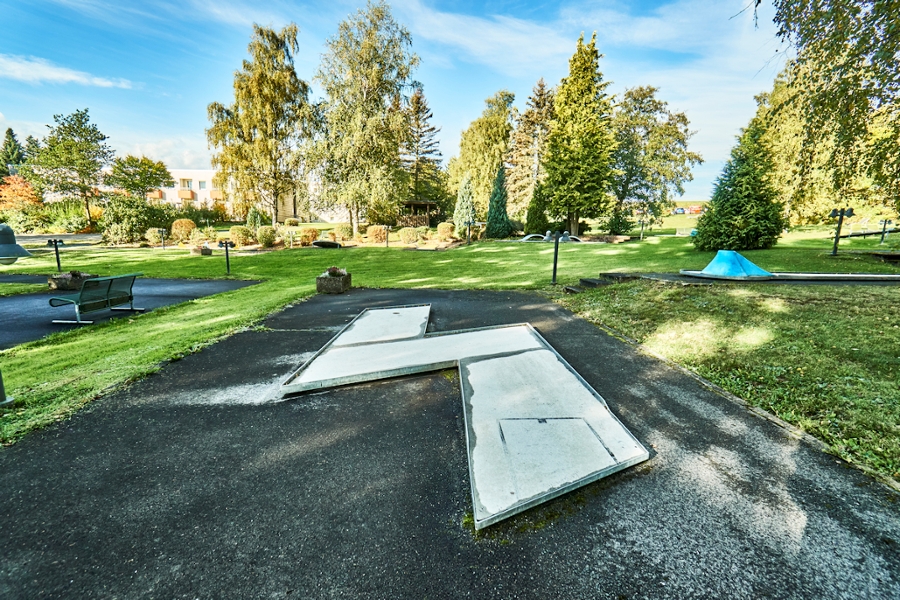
[53, 304, 93, 325]
[110, 298, 144, 312]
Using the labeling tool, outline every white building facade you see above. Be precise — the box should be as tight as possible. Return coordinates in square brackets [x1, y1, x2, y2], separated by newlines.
[147, 169, 225, 210]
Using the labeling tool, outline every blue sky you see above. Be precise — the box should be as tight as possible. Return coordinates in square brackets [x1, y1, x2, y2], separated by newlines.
[0, 0, 788, 199]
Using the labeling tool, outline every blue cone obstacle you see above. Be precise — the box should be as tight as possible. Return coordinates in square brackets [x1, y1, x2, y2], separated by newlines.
[681, 250, 773, 280]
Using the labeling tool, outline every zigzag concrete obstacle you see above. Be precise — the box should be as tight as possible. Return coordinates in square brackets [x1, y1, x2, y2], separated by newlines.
[281, 305, 649, 529]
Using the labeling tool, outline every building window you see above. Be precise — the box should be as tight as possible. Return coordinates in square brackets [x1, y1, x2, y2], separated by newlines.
[199, 181, 206, 190]
[181, 179, 192, 190]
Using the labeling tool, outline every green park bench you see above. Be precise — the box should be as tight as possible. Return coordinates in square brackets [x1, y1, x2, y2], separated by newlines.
[49, 273, 144, 324]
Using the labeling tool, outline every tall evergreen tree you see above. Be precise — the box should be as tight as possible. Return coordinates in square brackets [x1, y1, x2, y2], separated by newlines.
[485, 164, 513, 238]
[208, 23, 312, 225]
[316, 0, 419, 232]
[453, 172, 476, 237]
[448, 90, 515, 218]
[507, 79, 554, 221]
[523, 183, 550, 235]
[543, 33, 617, 235]
[693, 117, 785, 251]
[0, 128, 25, 177]
[22, 109, 114, 226]
[401, 87, 444, 207]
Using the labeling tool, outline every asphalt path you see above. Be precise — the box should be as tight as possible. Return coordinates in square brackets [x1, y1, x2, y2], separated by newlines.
[0, 289, 897, 599]
[0, 278, 258, 349]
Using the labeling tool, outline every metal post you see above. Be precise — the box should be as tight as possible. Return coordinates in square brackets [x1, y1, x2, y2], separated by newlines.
[467, 222, 472, 245]
[219, 240, 234, 274]
[385, 225, 390, 248]
[639, 220, 645, 241]
[551, 231, 560, 285]
[47, 239, 63, 272]
[0, 367, 12, 408]
[831, 209, 847, 256]
[881, 220, 892, 244]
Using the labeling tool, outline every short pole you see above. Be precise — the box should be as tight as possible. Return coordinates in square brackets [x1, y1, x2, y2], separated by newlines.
[551, 230, 560, 285]
[881, 220, 892, 244]
[467, 223, 472, 245]
[158, 229, 167, 250]
[0, 367, 12, 408]
[385, 225, 390, 248]
[219, 240, 234, 274]
[47, 239, 63, 272]
[831, 208, 852, 256]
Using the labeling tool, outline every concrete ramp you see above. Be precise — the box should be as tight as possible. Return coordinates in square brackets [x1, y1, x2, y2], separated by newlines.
[280, 304, 649, 529]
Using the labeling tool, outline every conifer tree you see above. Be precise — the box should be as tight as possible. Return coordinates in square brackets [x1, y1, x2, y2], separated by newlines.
[507, 79, 554, 220]
[0, 128, 25, 177]
[693, 118, 785, 251]
[401, 88, 444, 208]
[453, 172, 476, 237]
[485, 164, 513, 238]
[524, 183, 550, 235]
[543, 33, 617, 235]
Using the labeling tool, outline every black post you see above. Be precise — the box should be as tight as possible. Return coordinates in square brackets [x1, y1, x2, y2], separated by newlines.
[158, 229, 167, 250]
[0, 367, 12, 408]
[47, 239, 63, 272]
[831, 209, 848, 256]
[385, 225, 390, 248]
[551, 230, 560, 285]
[881, 220, 892, 245]
[467, 222, 472, 245]
[219, 240, 234, 274]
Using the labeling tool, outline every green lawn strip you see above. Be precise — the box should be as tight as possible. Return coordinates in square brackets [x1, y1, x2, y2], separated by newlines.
[0, 283, 46, 297]
[556, 281, 900, 481]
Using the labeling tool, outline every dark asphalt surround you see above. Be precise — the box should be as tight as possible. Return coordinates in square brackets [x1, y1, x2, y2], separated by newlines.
[0, 278, 259, 349]
[1, 288, 898, 599]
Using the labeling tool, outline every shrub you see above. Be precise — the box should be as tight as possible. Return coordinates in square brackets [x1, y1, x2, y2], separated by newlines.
[398, 227, 418, 244]
[204, 226, 218, 241]
[229, 225, 253, 247]
[299, 227, 320, 246]
[436, 222, 454, 241]
[246, 207, 266, 231]
[334, 224, 353, 241]
[605, 207, 634, 235]
[171, 218, 197, 242]
[189, 227, 207, 246]
[145, 228, 165, 245]
[100, 195, 154, 244]
[257, 225, 276, 248]
[356, 223, 368, 236]
[416, 226, 430, 241]
[285, 218, 300, 227]
[367, 226, 387, 244]
[45, 199, 88, 233]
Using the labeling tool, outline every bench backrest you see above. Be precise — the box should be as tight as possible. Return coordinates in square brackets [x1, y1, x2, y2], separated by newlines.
[77, 273, 142, 306]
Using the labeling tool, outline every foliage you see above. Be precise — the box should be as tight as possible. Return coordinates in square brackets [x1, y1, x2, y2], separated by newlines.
[105, 155, 174, 199]
[285, 218, 300, 227]
[43, 199, 88, 233]
[170, 218, 197, 242]
[21, 109, 114, 226]
[366, 226, 387, 244]
[100, 195, 159, 244]
[523, 183, 550, 235]
[316, 0, 418, 234]
[324, 266, 347, 277]
[610, 86, 702, 228]
[605, 206, 634, 236]
[0, 204, 48, 233]
[452, 172, 476, 236]
[485, 164, 513, 238]
[402, 88, 445, 208]
[398, 227, 418, 244]
[694, 118, 785, 251]
[544, 34, 617, 235]
[0, 128, 25, 177]
[448, 90, 515, 218]
[145, 228, 166, 245]
[416, 226, 429, 240]
[208, 24, 312, 225]
[0, 175, 41, 211]
[507, 79, 555, 220]
[246, 206, 266, 231]
[229, 225, 253, 247]
[299, 227, 320, 246]
[334, 224, 353, 241]
[256, 225, 276, 247]
[436, 222, 454, 241]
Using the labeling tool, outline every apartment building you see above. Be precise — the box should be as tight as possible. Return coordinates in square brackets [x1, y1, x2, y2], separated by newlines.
[146, 169, 224, 209]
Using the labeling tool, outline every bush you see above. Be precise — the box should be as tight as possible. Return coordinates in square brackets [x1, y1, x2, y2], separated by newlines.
[367, 226, 387, 244]
[145, 228, 165, 245]
[334, 224, 353, 241]
[299, 227, 320, 246]
[45, 199, 88, 233]
[356, 223, 368, 236]
[284, 218, 300, 227]
[171, 218, 197, 242]
[204, 226, 218, 241]
[246, 207, 266, 231]
[416, 226, 430, 241]
[398, 227, 418, 244]
[257, 225, 276, 248]
[605, 207, 634, 235]
[436, 222, 454, 241]
[189, 227, 207, 246]
[100, 195, 155, 244]
[229, 225, 253, 247]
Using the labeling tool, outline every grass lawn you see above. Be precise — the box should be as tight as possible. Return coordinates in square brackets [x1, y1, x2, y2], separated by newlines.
[1, 233, 898, 481]
[0, 283, 46, 297]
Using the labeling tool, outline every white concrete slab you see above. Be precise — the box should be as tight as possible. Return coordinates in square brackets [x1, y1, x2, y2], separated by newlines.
[279, 304, 649, 529]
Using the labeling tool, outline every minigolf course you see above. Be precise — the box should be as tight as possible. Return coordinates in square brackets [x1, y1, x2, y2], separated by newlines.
[681, 249, 900, 281]
[281, 304, 649, 529]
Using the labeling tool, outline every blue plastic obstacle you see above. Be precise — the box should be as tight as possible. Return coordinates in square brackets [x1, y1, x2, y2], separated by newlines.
[681, 250, 773, 280]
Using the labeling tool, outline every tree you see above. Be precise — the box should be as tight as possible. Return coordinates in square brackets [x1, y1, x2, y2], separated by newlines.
[448, 90, 515, 218]
[105, 155, 174, 200]
[693, 117, 785, 251]
[543, 34, 617, 235]
[316, 0, 419, 233]
[507, 79, 554, 221]
[22, 109, 114, 226]
[610, 86, 702, 232]
[208, 23, 312, 225]
[0, 128, 25, 177]
[402, 87, 444, 207]
[523, 183, 550, 235]
[485, 164, 513, 238]
[0, 175, 40, 210]
[453, 172, 476, 237]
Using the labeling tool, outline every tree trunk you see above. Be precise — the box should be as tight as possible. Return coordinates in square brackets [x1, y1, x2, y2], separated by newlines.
[349, 204, 356, 235]
[82, 193, 92, 228]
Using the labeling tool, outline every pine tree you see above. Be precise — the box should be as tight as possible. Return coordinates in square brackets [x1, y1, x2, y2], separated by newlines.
[453, 172, 476, 237]
[402, 88, 443, 206]
[485, 164, 513, 238]
[0, 128, 25, 177]
[507, 79, 554, 221]
[524, 183, 550, 235]
[543, 33, 617, 235]
[693, 118, 785, 251]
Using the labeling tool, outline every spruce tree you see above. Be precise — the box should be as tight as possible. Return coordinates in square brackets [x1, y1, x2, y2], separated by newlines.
[485, 164, 513, 238]
[507, 79, 554, 220]
[693, 118, 785, 251]
[0, 128, 25, 177]
[453, 172, 476, 237]
[402, 88, 443, 206]
[543, 33, 617, 235]
[524, 183, 550, 235]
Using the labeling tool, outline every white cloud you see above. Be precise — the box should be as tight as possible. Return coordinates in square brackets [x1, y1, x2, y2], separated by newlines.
[121, 137, 213, 170]
[0, 54, 133, 89]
